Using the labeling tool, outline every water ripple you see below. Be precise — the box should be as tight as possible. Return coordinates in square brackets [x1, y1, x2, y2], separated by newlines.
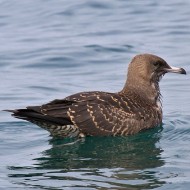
[1, 0, 190, 189]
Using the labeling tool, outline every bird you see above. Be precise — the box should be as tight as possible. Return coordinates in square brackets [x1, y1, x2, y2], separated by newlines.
[5, 54, 186, 138]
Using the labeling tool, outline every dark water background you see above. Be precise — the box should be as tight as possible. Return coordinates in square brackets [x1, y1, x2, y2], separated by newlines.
[1, 0, 190, 189]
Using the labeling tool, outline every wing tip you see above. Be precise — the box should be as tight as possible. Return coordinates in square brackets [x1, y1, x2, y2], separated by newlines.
[3, 109, 17, 113]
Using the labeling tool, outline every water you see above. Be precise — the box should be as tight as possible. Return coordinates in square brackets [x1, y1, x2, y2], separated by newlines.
[0, 0, 190, 189]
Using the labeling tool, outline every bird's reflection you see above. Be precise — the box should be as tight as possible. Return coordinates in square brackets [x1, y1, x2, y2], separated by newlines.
[8, 127, 165, 189]
[36, 127, 164, 170]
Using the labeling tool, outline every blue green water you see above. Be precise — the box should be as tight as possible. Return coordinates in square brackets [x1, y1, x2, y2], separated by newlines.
[1, 1, 190, 189]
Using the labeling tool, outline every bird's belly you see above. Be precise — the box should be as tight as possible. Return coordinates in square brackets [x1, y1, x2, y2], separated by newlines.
[31, 120, 82, 137]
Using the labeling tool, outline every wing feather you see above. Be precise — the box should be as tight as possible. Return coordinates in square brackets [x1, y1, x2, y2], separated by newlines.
[18, 91, 160, 136]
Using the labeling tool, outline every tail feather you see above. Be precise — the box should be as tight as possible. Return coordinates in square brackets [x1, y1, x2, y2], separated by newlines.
[4, 109, 72, 126]
[4, 109, 80, 137]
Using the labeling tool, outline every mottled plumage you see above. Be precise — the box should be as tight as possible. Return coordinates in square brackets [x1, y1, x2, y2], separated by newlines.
[6, 54, 186, 137]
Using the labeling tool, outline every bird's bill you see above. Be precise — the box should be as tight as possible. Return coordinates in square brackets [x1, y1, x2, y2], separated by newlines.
[164, 66, 186, 74]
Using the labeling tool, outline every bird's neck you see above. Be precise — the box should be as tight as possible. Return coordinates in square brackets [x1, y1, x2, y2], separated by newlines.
[121, 80, 161, 107]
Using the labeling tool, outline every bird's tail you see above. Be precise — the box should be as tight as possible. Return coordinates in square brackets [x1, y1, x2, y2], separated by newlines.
[4, 109, 71, 125]
[4, 109, 77, 137]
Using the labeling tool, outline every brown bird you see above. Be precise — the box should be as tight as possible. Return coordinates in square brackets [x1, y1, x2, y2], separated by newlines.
[6, 54, 186, 138]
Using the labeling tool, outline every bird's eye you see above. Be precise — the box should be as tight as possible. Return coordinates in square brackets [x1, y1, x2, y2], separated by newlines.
[153, 61, 160, 67]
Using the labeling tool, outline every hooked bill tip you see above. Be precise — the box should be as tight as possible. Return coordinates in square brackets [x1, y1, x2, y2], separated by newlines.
[180, 68, 186, 75]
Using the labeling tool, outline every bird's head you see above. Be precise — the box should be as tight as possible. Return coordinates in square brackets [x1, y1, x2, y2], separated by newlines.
[126, 53, 186, 86]
[122, 54, 186, 104]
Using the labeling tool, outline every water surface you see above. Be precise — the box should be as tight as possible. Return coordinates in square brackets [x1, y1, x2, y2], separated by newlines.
[0, 0, 190, 189]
